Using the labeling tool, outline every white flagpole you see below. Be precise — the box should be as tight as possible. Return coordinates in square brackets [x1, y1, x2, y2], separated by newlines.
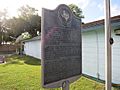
[104, 0, 112, 90]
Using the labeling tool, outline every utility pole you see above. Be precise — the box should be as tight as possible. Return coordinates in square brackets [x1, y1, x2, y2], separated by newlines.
[104, 0, 112, 90]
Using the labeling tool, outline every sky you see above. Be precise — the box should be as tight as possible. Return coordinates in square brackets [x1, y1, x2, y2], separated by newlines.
[0, 0, 120, 23]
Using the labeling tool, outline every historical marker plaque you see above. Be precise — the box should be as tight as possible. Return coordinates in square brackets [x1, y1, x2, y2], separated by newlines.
[41, 4, 82, 88]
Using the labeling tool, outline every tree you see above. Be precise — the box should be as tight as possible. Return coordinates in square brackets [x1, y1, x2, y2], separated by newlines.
[18, 5, 41, 37]
[18, 5, 38, 20]
[68, 4, 84, 18]
[5, 17, 25, 37]
[0, 9, 8, 44]
[0, 5, 41, 44]
[4, 5, 41, 40]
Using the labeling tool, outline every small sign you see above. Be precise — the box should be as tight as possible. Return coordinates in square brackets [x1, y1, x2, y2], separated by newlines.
[41, 4, 82, 88]
[0, 56, 5, 63]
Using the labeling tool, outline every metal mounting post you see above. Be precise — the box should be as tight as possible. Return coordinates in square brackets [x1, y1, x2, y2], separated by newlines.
[104, 0, 112, 90]
[62, 81, 69, 90]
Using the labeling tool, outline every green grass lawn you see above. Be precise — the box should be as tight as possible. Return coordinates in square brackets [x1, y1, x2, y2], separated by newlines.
[0, 55, 119, 90]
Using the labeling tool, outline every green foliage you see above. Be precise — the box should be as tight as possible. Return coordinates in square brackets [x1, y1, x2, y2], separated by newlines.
[5, 17, 26, 37]
[18, 5, 38, 20]
[69, 4, 84, 18]
[23, 14, 41, 37]
[0, 9, 8, 44]
[22, 32, 31, 40]
[18, 5, 41, 37]
[2, 5, 41, 42]
[0, 5, 41, 44]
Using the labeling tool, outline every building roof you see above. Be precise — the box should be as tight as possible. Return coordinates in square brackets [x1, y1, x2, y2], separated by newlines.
[22, 35, 40, 42]
[82, 15, 120, 32]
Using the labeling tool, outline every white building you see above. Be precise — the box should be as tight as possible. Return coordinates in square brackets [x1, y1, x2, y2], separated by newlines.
[23, 36, 41, 59]
[82, 15, 120, 84]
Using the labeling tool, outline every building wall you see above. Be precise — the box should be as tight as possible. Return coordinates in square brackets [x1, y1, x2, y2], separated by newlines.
[82, 29, 120, 84]
[24, 40, 41, 59]
[82, 30, 98, 78]
[112, 30, 120, 84]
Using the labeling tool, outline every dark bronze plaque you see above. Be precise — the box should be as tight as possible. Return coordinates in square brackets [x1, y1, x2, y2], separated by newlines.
[41, 4, 82, 87]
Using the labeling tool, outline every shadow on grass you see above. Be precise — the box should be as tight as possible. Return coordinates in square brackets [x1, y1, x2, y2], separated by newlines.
[23, 55, 41, 65]
[83, 74, 120, 89]
[5, 60, 24, 65]
[4, 54, 41, 66]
